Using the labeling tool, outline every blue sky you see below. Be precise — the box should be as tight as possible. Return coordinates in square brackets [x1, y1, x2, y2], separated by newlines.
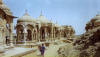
[3, 0, 100, 35]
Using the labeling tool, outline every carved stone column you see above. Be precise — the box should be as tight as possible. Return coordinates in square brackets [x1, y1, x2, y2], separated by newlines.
[44, 27, 46, 40]
[32, 29, 34, 41]
[0, 28, 3, 45]
[34, 29, 36, 40]
[35, 28, 37, 40]
[9, 23, 14, 46]
[38, 28, 41, 42]
[54, 28, 56, 40]
[51, 24, 53, 41]
[38, 25, 41, 42]
[24, 27, 27, 45]
[2, 28, 6, 46]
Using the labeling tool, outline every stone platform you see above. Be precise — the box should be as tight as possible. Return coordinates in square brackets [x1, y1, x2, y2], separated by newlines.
[1, 47, 37, 57]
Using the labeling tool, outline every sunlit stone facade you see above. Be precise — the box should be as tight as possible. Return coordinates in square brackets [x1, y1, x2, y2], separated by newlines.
[16, 10, 75, 44]
[60, 25, 75, 38]
[0, 0, 76, 57]
[0, 0, 16, 46]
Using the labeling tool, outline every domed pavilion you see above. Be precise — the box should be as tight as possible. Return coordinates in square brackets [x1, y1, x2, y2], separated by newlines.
[16, 10, 75, 44]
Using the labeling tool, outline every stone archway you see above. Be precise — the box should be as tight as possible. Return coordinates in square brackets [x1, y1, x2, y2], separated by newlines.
[19, 29, 24, 41]
[27, 29, 32, 41]
[42, 28, 45, 40]
[40, 27, 45, 40]
[16, 25, 24, 42]
[26, 24, 34, 41]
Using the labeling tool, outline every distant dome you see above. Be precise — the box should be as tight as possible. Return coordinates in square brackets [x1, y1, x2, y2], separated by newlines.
[37, 12, 50, 23]
[55, 21, 59, 27]
[55, 24, 59, 27]
[18, 11, 35, 22]
[0, 1, 12, 15]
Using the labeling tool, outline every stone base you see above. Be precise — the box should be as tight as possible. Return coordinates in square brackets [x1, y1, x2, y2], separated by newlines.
[1, 47, 37, 57]
[0, 46, 5, 53]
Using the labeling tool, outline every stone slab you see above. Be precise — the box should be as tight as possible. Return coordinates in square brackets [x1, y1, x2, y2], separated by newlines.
[1, 47, 37, 57]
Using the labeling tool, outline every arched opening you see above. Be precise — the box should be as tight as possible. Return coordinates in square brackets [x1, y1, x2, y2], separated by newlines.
[19, 29, 24, 41]
[40, 26, 45, 40]
[26, 24, 34, 41]
[16, 25, 24, 42]
[41, 28, 45, 40]
[47, 26, 51, 38]
[27, 29, 32, 41]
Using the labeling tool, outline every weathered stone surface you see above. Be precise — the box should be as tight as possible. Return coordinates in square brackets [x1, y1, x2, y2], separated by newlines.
[74, 25, 100, 57]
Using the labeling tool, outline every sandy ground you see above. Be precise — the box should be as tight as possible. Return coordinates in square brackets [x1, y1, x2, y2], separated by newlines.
[22, 43, 66, 57]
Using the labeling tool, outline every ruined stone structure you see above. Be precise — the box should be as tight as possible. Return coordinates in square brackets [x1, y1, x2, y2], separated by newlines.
[60, 25, 75, 38]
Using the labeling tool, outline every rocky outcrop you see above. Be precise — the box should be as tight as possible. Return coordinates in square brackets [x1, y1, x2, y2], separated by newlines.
[73, 27, 100, 57]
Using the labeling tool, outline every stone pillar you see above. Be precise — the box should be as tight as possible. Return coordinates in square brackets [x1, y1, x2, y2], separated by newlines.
[2, 29, 6, 46]
[54, 28, 55, 40]
[51, 24, 53, 41]
[44, 28, 47, 40]
[59, 30, 61, 39]
[0, 28, 3, 45]
[34, 29, 36, 40]
[32, 29, 34, 41]
[38, 29, 41, 42]
[17, 33, 20, 42]
[10, 23, 14, 46]
[24, 28, 27, 45]
[37, 28, 40, 42]
[35, 29, 37, 40]
[38, 24, 41, 42]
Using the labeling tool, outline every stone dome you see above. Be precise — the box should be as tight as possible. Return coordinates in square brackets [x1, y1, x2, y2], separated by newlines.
[37, 12, 50, 24]
[18, 11, 36, 22]
[55, 24, 59, 27]
[55, 21, 59, 27]
[0, 1, 12, 15]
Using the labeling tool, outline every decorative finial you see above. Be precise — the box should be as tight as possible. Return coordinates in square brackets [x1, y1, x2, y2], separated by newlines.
[25, 9, 28, 13]
[24, 9, 29, 15]
[56, 20, 58, 24]
[40, 10, 43, 16]
[97, 11, 100, 16]
[50, 18, 52, 23]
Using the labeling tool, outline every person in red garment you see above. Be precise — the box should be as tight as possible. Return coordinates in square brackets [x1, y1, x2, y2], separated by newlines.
[40, 44, 45, 57]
